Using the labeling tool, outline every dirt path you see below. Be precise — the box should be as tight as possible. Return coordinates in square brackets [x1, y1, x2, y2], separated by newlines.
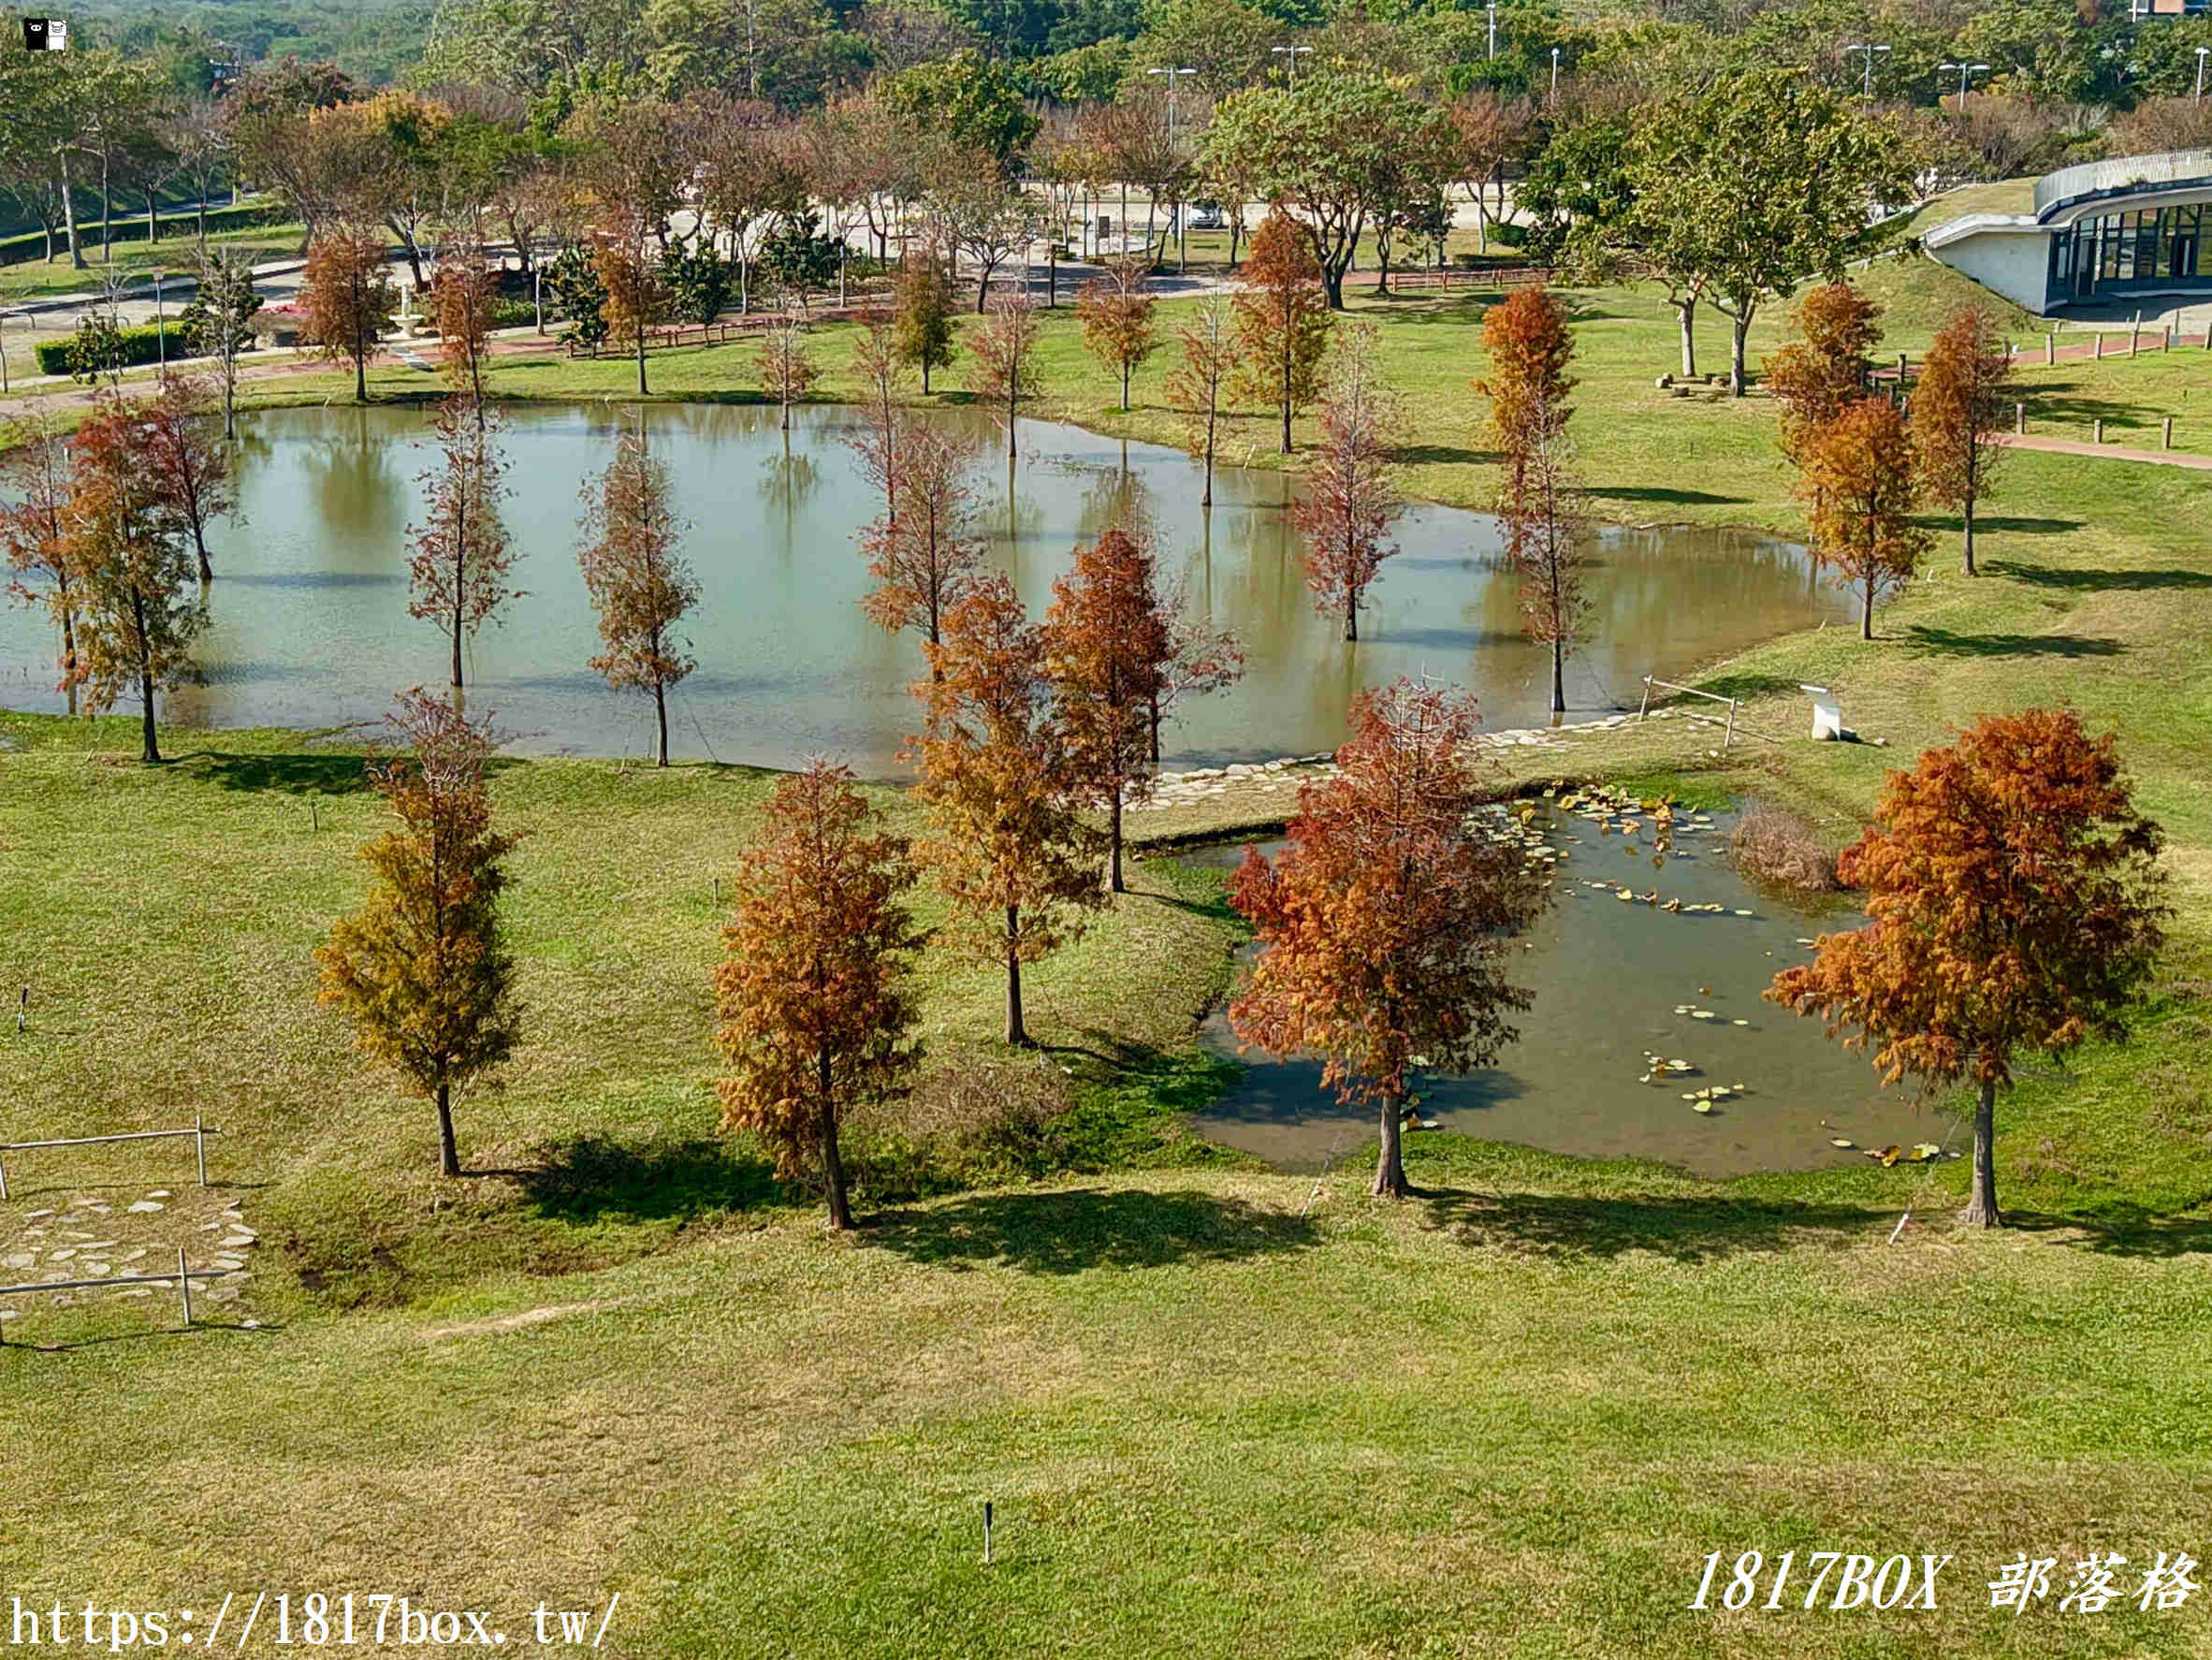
[1992, 431, 2212, 470]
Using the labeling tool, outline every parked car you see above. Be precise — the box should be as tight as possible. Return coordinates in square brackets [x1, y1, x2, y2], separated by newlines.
[1188, 201, 1227, 230]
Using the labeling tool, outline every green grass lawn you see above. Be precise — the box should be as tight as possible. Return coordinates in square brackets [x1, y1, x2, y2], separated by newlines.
[4, 252, 2211, 1656]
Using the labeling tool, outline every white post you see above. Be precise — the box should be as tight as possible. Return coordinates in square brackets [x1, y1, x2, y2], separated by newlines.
[0, 1150, 8, 1203]
[195, 1113, 207, 1187]
[1724, 700, 1738, 750]
[1637, 677, 1653, 722]
[178, 1247, 193, 1326]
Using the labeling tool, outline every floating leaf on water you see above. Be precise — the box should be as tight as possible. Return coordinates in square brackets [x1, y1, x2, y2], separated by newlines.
[1734, 909, 1754, 917]
[1830, 1138, 1855, 1149]
[1876, 1146, 1902, 1166]
[1913, 1143, 1941, 1161]
[1731, 1018, 1750, 1027]
[1693, 1101, 1714, 1114]
[1617, 889, 1634, 901]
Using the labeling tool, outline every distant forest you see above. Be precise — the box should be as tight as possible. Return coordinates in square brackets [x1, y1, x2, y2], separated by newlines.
[52, 0, 434, 86]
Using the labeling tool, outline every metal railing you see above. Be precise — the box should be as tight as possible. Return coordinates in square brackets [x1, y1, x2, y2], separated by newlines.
[0, 1247, 237, 1342]
[0, 1115, 218, 1201]
[2034, 151, 2212, 218]
[1638, 676, 1739, 748]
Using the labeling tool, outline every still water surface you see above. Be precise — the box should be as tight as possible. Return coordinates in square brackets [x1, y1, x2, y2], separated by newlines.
[0, 403, 1849, 771]
[1186, 810, 1960, 1177]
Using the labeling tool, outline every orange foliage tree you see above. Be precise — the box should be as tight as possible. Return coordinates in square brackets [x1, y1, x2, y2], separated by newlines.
[1, 413, 82, 714]
[1477, 281, 1575, 486]
[714, 760, 924, 1231]
[61, 398, 205, 764]
[1232, 209, 1333, 454]
[909, 575, 1102, 1046]
[1766, 279, 1882, 469]
[1498, 388, 1588, 716]
[578, 426, 699, 766]
[315, 691, 522, 1178]
[1075, 255, 1158, 413]
[1229, 679, 1540, 1197]
[966, 292, 1043, 461]
[1798, 398, 1926, 640]
[139, 371, 235, 583]
[300, 226, 397, 402]
[432, 242, 499, 412]
[860, 420, 982, 668]
[755, 316, 821, 430]
[1768, 709, 2167, 1228]
[1043, 528, 1172, 894]
[408, 395, 517, 689]
[1292, 322, 1403, 642]
[1914, 303, 2014, 576]
[1166, 294, 1234, 506]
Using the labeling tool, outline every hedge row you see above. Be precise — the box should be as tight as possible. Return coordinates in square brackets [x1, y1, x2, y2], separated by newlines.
[33, 324, 198, 377]
[0, 202, 292, 269]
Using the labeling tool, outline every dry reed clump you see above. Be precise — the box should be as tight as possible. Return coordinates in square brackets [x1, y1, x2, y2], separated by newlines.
[1731, 805, 1841, 893]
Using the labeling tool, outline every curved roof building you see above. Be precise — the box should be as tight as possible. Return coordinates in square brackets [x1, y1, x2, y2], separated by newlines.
[1923, 151, 2212, 315]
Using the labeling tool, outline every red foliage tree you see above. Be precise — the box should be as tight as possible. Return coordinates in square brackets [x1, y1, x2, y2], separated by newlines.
[408, 395, 518, 689]
[714, 760, 924, 1230]
[1043, 528, 1173, 894]
[1798, 398, 1927, 640]
[860, 420, 983, 669]
[1477, 281, 1575, 487]
[909, 575, 1102, 1046]
[755, 316, 821, 430]
[138, 371, 236, 583]
[432, 242, 500, 412]
[0, 413, 82, 714]
[1291, 322, 1402, 642]
[1766, 280, 1883, 468]
[300, 226, 396, 402]
[965, 292, 1042, 461]
[578, 425, 698, 766]
[1075, 255, 1159, 413]
[315, 690, 522, 1177]
[1232, 209, 1332, 455]
[1768, 709, 2168, 1228]
[1914, 302, 2014, 576]
[1229, 679, 1540, 1197]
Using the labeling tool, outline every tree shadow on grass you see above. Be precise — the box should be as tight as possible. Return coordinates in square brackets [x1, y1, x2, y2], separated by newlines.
[504, 1134, 782, 1225]
[1419, 1188, 1888, 1264]
[1599, 486, 1753, 506]
[862, 1186, 1316, 1274]
[1693, 671, 1814, 702]
[1903, 626, 2124, 659]
[1962, 517, 2085, 536]
[1391, 443, 1491, 467]
[2005, 1205, 2212, 1260]
[182, 750, 383, 795]
[1984, 561, 2212, 591]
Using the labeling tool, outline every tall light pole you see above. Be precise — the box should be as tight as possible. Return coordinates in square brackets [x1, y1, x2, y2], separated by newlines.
[1487, 1, 1496, 61]
[1148, 67, 1199, 269]
[1843, 42, 1890, 100]
[1271, 44, 1311, 86]
[153, 268, 166, 369]
[1550, 46, 1561, 100]
[1939, 61, 1989, 114]
[2196, 46, 2208, 102]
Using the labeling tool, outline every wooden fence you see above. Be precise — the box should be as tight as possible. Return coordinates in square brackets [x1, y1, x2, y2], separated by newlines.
[0, 1116, 219, 1201]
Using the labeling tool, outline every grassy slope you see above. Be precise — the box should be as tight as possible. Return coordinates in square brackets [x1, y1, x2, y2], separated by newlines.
[4, 255, 2212, 1656]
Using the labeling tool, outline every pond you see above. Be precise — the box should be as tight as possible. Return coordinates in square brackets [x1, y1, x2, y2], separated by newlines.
[0, 403, 1849, 772]
[1182, 803, 1964, 1178]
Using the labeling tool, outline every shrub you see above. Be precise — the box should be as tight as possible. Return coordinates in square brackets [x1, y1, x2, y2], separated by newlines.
[842, 1056, 1074, 1200]
[1489, 219, 1530, 249]
[1731, 805, 1841, 893]
[36, 321, 195, 378]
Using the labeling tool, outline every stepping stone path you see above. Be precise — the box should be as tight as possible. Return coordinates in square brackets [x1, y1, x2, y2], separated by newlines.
[127, 1201, 164, 1214]
[2, 1185, 261, 1329]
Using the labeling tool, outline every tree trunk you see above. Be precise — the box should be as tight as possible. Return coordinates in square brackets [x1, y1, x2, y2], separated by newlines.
[1003, 905, 1026, 1046]
[1323, 270, 1345, 311]
[222, 362, 237, 441]
[1678, 298, 1697, 378]
[1551, 636, 1565, 714]
[435, 1080, 460, 1177]
[1729, 308, 1752, 397]
[654, 678, 669, 767]
[1280, 394, 1292, 456]
[60, 151, 85, 269]
[147, 193, 159, 246]
[193, 519, 211, 583]
[131, 587, 159, 763]
[922, 359, 932, 395]
[60, 608, 78, 717]
[636, 328, 648, 395]
[452, 601, 465, 689]
[99, 152, 111, 263]
[1120, 361, 1129, 412]
[1960, 1075, 2001, 1228]
[818, 1048, 851, 1230]
[1861, 573, 1874, 641]
[1107, 789, 1125, 894]
[1373, 1089, 1409, 1198]
[1345, 592, 1358, 643]
[356, 342, 368, 404]
[1961, 493, 1976, 576]
[975, 269, 990, 313]
[1201, 427, 1215, 506]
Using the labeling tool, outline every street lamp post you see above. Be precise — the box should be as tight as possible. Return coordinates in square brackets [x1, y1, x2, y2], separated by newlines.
[1147, 66, 1200, 270]
[1550, 46, 1561, 99]
[153, 268, 166, 369]
[1939, 61, 1990, 113]
[1271, 45, 1311, 86]
[1843, 42, 1890, 100]
[2195, 46, 2208, 102]
[1487, 1, 1496, 61]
